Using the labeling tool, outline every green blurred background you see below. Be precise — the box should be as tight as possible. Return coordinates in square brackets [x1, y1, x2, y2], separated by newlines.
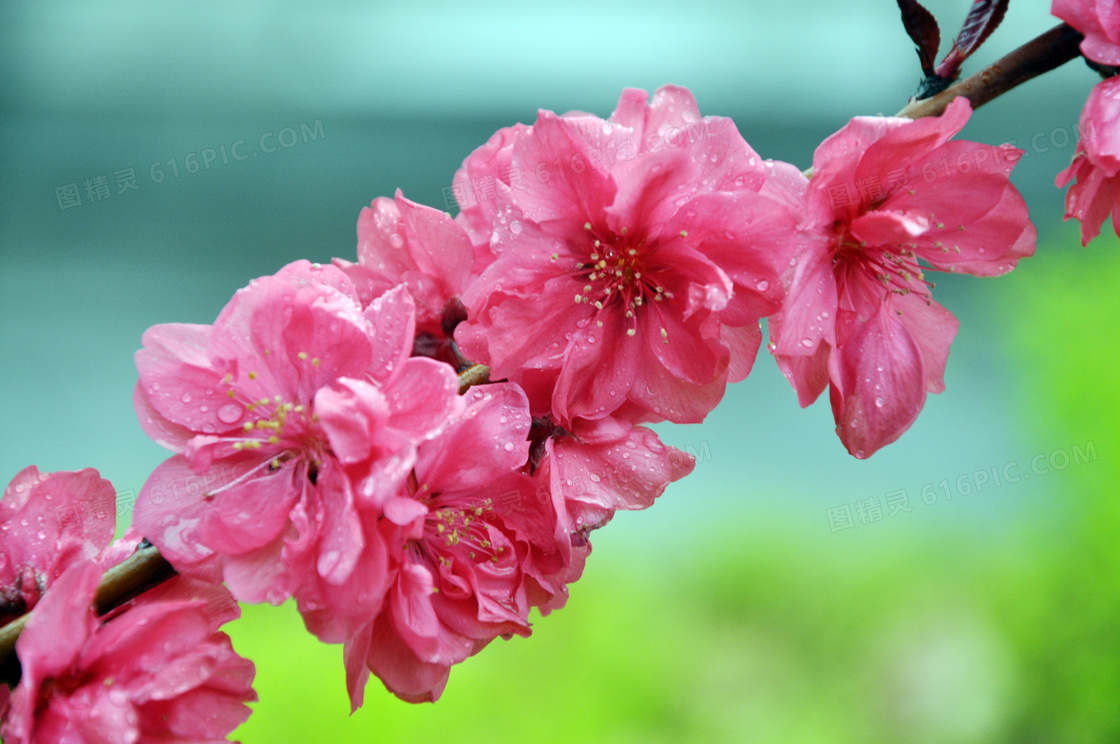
[1, 1, 1116, 742]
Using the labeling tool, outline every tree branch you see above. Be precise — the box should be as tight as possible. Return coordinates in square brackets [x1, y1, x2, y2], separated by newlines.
[896, 23, 1084, 119]
[0, 544, 176, 686]
[0, 362, 493, 687]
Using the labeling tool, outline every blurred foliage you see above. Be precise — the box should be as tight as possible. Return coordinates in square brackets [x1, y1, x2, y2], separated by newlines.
[227, 236, 1120, 744]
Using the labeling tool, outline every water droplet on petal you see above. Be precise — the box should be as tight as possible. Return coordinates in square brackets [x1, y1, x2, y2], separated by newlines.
[217, 403, 244, 424]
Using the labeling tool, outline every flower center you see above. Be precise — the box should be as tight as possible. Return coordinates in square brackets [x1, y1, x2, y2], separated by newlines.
[832, 223, 934, 304]
[214, 359, 328, 470]
[568, 222, 674, 336]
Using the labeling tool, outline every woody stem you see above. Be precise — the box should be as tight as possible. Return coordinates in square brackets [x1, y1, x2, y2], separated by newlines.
[802, 23, 1084, 178]
[0, 544, 176, 686]
[895, 23, 1085, 119]
[0, 363, 493, 686]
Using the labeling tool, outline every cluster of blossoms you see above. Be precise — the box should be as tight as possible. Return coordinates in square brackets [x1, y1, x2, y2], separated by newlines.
[0, 467, 255, 742]
[125, 84, 1034, 713]
[32, 0, 1120, 725]
[1054, 0, 1120, 244]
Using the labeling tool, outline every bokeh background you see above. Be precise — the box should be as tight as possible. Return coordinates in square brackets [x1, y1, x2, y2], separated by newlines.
[1, 1, 1117, 742]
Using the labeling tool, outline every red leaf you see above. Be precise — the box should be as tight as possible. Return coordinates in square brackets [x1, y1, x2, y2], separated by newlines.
[896, 0, 942, 76]
[935, 0, 1011, 79]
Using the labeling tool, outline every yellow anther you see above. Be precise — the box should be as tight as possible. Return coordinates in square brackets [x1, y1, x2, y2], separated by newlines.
[248, 372, 257, 380]
[584, 222, 592, 231]
[243, 422, 254, 432]
[680, 230, 688, 238]
[312, 358, 320, 366]
[268, 435, 279, 445]
[298, 352, 307, 360]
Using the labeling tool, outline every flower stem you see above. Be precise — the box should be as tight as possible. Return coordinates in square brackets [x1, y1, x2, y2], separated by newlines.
[0, 543, 176, 686]
[0, 362, 492, 687]
[895, 23, 1084, 119]
[802, 23, 1085, 179]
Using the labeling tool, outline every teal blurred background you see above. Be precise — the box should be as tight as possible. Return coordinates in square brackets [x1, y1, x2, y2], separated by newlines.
[1, 1, 1117, 742]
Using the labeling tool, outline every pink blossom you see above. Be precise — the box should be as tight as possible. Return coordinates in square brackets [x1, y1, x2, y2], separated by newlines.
[1057, 75, 1120, 244]
[453, 86, 800, 426]
[1053, 0, 1120, 65]
[133, 261, 461, 640]
[770, 97, 1035, 458]
[543, 415, 695, 530]
[2, 562, 255, 743]
[335, 190, 477, 358]
[345, 383, 568, 705]
[0, 467, 117, 623]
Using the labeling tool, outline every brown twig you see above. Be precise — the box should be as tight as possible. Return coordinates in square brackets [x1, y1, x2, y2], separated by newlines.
[0, 362, 492, 687]
[0, 544, 176, 686]
[802, 23, 1084, 179]
[896, 23, 1084, 119]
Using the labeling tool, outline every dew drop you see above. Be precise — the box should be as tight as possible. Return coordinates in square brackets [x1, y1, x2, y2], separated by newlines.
[217, 403, 244, 424]
[510, 220, 523, 235]
[503, 441, 515, 452]
[756, 280, 769, 292]
[389, 233, 404, 249]
[181, 393, 192, 404]
[800, 338, 813, 348]
[875, 396, 885, 408]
